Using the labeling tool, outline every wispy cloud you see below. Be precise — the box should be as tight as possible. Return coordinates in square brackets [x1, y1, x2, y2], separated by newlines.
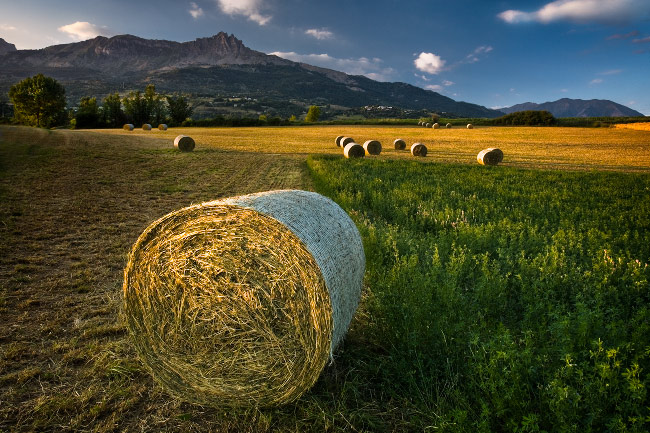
[498, 0, 650, 25]
[0, 24, 16, 31]
[425, 84, 443, 91]
[589, 78, 603, 85]
[414, 52, 446, 74]
[305, 28, 333, 40]
[58, 21, 112, 41]
[633, 36, 650, 43]
[465, 45, 493, 63]
[189, 2, 204, 19]
[216, 0, 271, 25]
[607, 30, 640, 40]
[270, 51, 395, 81]
[443, 80, 454, 86]
[599, 69, 622, 75]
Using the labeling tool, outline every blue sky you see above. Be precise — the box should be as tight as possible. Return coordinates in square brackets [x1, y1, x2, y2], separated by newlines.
[1, 0, 649, 114]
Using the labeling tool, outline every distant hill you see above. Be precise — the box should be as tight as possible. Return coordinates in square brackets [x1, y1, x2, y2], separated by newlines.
[0, 33, 502, 118]
[501, 98, 643, 118]
[0, 38, 16, 55]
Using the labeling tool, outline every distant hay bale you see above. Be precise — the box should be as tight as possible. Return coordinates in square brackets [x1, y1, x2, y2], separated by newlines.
[344, 142, 365, 158]
[410, 142, 428, 157]
[123, 124, 134, 131]
[158, 124, 168, 131]
[335, 135, 345, 147]
[446, 123, 452, 128]
[477, 148, 504, 166]
[340, 137, 355, 148]
[394, 138, 406, 150]
[174, 135, 195, 152]
[123, 190, 365, 407]
[425, 123, 431, 128]
[433, 123, 440, 129]
[142, 124, 152, 131]
[418, 121, 423, 126]
[363, 140, 382, 156]
[467, 124, 474, 129]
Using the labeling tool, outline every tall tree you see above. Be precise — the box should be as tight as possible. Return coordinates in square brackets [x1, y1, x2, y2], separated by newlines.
[122, 90, 149, 125]
[166, 94, 194, 125]
[144, 84, 166, 125]
[305, 105, 321, 122]
[102, 93, 125, 127]
[74, 96, 100, 129]
[9, 73, 66, 127]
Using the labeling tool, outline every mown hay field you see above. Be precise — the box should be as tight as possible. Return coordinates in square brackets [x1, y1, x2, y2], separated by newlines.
[615, 122, 650, 132]
[1, 124, 649, 431]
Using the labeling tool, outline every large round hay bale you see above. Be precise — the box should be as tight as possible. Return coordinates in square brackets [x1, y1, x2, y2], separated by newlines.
[123, 190, 365, 407]
[425, 123, 431, 128]
[467, 124, 474, 129]
[158, 124, 168, 131]
[142, 123, 152, 131]
[411, 142, 428, 157]
[432, 123, 440, 129]
[394, 138, 406, 150]
[335, 135, 345, 147]
[174, 135, 195, 152]
[340, 137, 355, 148]
[418, 121, 422, 126]
[123, 124, 134, 131]
[363, 140, 382, 156]
[446, 123, 452, 128]
[477, 148, 504, 166]
[343, 142, 365, 158]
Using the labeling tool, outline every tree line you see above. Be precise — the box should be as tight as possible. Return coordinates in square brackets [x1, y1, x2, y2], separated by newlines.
[5, 74, 193, 128]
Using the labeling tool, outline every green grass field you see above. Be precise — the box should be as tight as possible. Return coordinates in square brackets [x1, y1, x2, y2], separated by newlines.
[1, 125, 649, 431]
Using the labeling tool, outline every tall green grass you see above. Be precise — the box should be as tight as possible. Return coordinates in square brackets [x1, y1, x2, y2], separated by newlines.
[308, 155, 650, 432]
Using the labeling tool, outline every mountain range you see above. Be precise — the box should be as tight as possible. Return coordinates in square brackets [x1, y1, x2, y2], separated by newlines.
[501, 98, 643, 118]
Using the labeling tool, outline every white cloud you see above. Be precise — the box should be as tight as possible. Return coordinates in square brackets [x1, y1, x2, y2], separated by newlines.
[217, 0, 271, 25]
[305, 28, 333, 40]
[590, 78, 603, 85]
[58, 21, 112, 41]
[269, 51, 396, 81]
[633, 36, 650, 43]
[561, 88, 569, 92]
[414, 52, 446, 74]
[443, 80, 454, 86]
[599, 69, 622, 75]
[1, 24, 17, 31]
[465, 45, 493, 63]
[425, 84, 443, 91]
[498, 0, 650, 25]
[189, 2, 204, 19]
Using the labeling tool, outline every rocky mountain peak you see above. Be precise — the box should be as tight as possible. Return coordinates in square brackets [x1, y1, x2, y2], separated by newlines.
[0, 38, 17, 55]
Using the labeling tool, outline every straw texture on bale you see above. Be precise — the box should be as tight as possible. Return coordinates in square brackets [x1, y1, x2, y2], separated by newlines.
[142, 123, 152, 131]
[363, 140, 382, 156]
[477, 148, 504, 166]
[411, 142, 428, 157]
[467, 124, 474, 129]
[340, 137, 355, 148]
[446, 123, 452, 128]
[433, 123, 440, 129]
[335, 135, 345, 147]
[344, 142, 365, 158]
[123, 190, 365, 407]
[123, 124, 134, 131]
[394, 138, 406, 150]
[174, 135, 195, 152]
[158, 124, 168, 131]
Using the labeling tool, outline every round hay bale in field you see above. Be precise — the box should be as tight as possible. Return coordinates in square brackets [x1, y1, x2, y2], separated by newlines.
[123, 124, 134, 131]
[418, 121, 422, 126]
[394, 138, 406, 150]
[142, 123, 152, 131]
[123, 190, 365, 407]
[335, 135, 345, 147]
[344, 142, 365, 158]
[477, 148, 504, 166]
[363, 140, 382, 156]
[432, 123, 440, 129]
[174, 135, 195, 152]
[446, 123, 452, 128]
[411, 142, 428, 157]
[425, 123, 431, 128]
[467, 123, 474, 129]
[158, 124, 168, 131]
[340, 137, 355, 148]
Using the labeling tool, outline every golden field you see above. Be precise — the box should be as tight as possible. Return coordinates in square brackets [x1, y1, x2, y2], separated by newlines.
[615, 122, 650, 132]
[91, 125, 650, 172]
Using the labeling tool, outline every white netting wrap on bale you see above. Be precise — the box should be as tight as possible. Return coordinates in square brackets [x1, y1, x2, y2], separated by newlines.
[411, 142, 428, 157]
[432, 123, 440, 129]
[363, 140, 382, 156]
[335, 135, 345, 147]
[123, 190, 365, 407]
[477, 148, 504, 166]
[446, 123, 452, 128]
[340, 137, 355, 148]
[344, 142, 365, 158]
[174, 135, 195, 152]
[394, 138, 406, 150]
[467, 124, 474, 129]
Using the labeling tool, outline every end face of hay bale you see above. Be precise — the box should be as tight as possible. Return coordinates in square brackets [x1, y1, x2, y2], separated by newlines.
[142, 123, 152, 131]
[123, 190, 364, 407]
[467, 123, 474, 129]
[477, 147, 504, 165]
[433, 123, 440, 129]
[340, 137, 355, 148]
[446, 123, 452, 128]
[335, 135, 345, 147]
[411, 142, 428, 157]
[158, 124, 168, 131]
[344, 142, 365, 158]
[174, 135, 195, 152]
[363, 140, 382, 156]
[425, 123, 431, 128]
[123, 123, 134, 131]
[394, 138, 406, 150]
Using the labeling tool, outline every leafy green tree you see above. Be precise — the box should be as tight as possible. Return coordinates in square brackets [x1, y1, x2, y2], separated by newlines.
[9, 73, 66, 127]
[74, 96, 100, 129]
[144, 84, 166, 125]
[102, 93, 125, 127]
[166, 93, 194, 125]
[122, 90, 149, 125]
[305, 105, 321, 122]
